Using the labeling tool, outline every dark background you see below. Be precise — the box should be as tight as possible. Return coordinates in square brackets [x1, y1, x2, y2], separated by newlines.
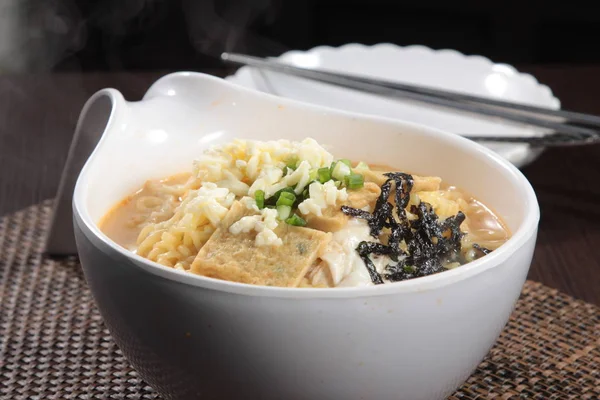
[27, 0, 600, 73]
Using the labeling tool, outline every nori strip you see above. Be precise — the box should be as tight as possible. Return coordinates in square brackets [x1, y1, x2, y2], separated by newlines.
[473, 243, 491, 256]
[341, 171, 491, 284]
[384, 172, 414, 213]
[369, 201, 393, 237]
[357, 241, 394, 256]
[357, 241, 385, 285]
[340, 205, 371, 220]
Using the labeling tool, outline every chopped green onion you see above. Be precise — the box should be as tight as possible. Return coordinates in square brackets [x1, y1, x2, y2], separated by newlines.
[277, 205, 292, 220]
[255, 190, 265, 209]
[339, 159, 352, 168]
[309, 169, 318, 182]
[267, 187, 295, 206]
[286, 156, 299, 171]
[334, 181, 342, 188]
[403, 265, 415, 274]
[276, 191, 296, 207]
[329, 161, 337, 174]
[354, 161, 370, 172]
[345, 173, 364, 190]
[286, 213, 307, 227]
[302, 187, 310, 200]
[318, 167, 331, 183]
[332, 161, 352, 181]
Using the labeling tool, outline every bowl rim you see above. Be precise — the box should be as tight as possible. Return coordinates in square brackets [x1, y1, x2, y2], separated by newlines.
[73, 71, 540, 299]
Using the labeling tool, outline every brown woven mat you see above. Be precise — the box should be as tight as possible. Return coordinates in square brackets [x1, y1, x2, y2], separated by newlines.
[1, 202, 599, 400]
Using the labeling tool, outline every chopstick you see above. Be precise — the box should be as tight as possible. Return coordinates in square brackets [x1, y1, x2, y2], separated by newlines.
[221, 52, 600, 145]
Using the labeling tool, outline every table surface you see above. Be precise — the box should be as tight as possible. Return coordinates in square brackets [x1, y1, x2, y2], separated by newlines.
[1, 65, 599, 306]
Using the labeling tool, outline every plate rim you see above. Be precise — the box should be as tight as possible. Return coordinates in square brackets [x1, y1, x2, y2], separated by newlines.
[225, 43, 561, 168]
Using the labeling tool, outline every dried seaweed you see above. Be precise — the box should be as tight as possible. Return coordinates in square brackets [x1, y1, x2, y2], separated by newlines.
[341, 172, 489, 284]
[356, 242, 385, 285]
[473, 243, 491, 255]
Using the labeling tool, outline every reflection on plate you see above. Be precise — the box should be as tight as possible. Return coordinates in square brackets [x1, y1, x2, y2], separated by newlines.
[225, 43, 560, 168]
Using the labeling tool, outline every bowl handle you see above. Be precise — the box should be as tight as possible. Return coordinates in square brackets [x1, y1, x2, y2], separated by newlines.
[44, 88, 126, 255]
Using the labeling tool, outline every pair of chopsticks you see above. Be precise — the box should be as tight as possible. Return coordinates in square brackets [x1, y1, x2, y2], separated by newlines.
[221, 52, 600, 147]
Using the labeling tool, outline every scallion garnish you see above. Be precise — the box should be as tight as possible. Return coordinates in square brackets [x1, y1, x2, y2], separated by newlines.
[329, 161, 337, 175]
[332, 161, 352, 181]
[354, 161, 370, 172]
[277, 204, 292, 220]
[266, 187, 295, 206]
[318, 167, 331, 183]
[255, 190, 265, 209]
[302, 187, 310, 200]
[285, 213, 307, 227]
[309, 169, 318, 182]
[276, 191, 296, 207]
[339, 159, 352, 168]
[345, 173, 364, 190]
[286, 156, 299, 171]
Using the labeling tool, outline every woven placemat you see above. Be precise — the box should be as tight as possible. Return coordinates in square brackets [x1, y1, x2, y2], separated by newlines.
[1, 202, 599, 400]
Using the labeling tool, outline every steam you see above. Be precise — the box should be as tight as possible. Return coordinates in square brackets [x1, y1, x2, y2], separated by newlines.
[0, 0, 287, 72]
[0, 0, 85, 72]
[183, 0, 288, 57]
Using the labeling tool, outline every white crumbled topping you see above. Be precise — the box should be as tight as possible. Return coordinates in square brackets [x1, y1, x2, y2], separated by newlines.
[216, 170, 250, 197]
[256, 229, 283, 247]
[179, 182, 235, 227]
[288, 161, 312, 195]
[240, 196, 260, 211]
[298, 181, 348, 217]
[297, 137, 332, 168]
[235, 159, 247, 169]
[186, 138, 338, 245]
[228, 204, 282, 247]
[260, 208, 279, 231]
[194, 138, 334, 200]
[298, 198, 323, 216]
[249, 160, 314, 198]
[229, 215, 262, 234]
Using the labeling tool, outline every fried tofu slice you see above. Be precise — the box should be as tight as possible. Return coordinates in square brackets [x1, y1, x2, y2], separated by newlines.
[191, 201, 331, 287]
[362, 170, 441, 192]
[416, 191, 460, 219]
[304, 182, 381, 232]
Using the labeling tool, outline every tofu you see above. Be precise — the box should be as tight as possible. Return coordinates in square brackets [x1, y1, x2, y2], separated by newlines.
[347, 181, 381, 209]
[306, 260, 335, 288]
[304, 182, 380, 232]
[191, 201, 331, 287]
[416, 191, 460, 219]
[363, 170, 441, 192]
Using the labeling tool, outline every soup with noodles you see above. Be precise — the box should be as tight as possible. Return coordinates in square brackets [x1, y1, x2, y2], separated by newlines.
[100, 138, 510, 288]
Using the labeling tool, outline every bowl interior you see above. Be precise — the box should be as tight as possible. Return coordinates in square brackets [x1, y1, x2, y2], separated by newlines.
[77, 72, 536, 265]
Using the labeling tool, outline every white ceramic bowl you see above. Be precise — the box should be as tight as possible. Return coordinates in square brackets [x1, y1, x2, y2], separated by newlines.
[73, 72, 539, 400]
[226, 43, 561, 168]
